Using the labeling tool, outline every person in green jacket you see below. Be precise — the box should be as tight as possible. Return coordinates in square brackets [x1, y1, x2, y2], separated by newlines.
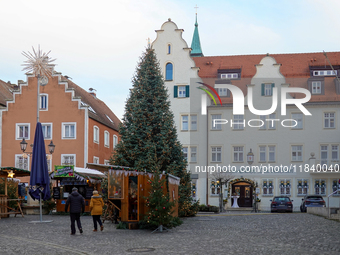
[89, 190, 104, 232]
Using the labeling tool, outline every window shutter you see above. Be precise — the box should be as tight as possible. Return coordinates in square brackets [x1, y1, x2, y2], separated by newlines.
[186, 85, 190, 98]
[261, 84, 264, 96]
[174, 86, 178, 98]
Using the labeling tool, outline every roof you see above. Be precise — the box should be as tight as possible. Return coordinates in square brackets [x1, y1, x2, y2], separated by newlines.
[60, 76, 121, 131]
[190, 14, 203, 57]
[193, 51, 340, 103]
[0, 79, 14, 107]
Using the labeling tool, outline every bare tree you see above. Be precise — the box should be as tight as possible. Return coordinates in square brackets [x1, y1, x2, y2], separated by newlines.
[210, 171, 234, 212]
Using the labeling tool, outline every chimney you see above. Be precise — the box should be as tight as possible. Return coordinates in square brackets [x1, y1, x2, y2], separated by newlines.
[88, 88, 97, 98]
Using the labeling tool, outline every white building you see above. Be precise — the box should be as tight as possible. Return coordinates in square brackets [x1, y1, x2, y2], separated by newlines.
[152, 18, 340, 211]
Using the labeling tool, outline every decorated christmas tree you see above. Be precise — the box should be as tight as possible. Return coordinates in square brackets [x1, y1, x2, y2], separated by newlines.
[111, 47, 198, 217]
[144, 167, 175, 231]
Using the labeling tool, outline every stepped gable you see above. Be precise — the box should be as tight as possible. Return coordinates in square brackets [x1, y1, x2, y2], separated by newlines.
[61, 76, 121, 131]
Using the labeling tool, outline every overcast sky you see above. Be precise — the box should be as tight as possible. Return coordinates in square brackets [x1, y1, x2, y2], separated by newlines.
[1, 0, 340, 120]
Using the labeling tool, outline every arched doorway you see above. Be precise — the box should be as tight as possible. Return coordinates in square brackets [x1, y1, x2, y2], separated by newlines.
[229, 178, 254, 207]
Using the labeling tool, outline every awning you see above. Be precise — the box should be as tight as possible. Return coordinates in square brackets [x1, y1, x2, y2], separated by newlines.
[50, 167, 105, 184]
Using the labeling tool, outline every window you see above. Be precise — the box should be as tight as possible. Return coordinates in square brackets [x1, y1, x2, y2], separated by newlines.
[259, 146, 275, 162]
[312, 81, 321, 94]
[167, 44, 171, 54]
[104, 160, 110, 165]
[269, 146, 275, 162]
[210, 180, 221, 195]
[190, 147, 197, 162]
[181, 115, 188, 131]
[292, 145, 303, 161]
[279, 179, 291, 195]
[15, 154, 29, 170]
[211, 114, 222, 130]
[314, 179, 326, 195]
[217, 88, 228, 97]
[332, 179, 340, 195]
[165, 63, 173, 80]
[62, 123, 76, 139]
[174, 85, 189, 98]
[259, 146, 266, 162]
[324, 112, 335, 128]
[178, 86, 186, 97]
[297, 179, 309, 195]
[313, 70, 337, 76]
[113, 135, 118, 148]
[40, 94, 48, 110]
[320, 145, 339, 166]
[191, 115, 197, 131]
[182, 147, 188, 162]
[220, 73, 238, 79]
[93, 156, 99, 164]
[232, 115, 244, 130]
[233, 146, 244, 162]
[212, 147, 222, 162]
[263, 179, 273, 196]
[321, 145, 328, 165]
[42, 123, 52, 140]
[16, 123, 30, 140]
[104, 131, 109, 147]
[292, 113, 303, 129]
[61, 154, 75, 165]
[261, 83, 274, 96]
[93, 126, 99, 143]
[259, 115, 266, 130]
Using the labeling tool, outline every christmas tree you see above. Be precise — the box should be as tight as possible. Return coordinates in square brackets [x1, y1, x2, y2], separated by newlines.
[144, 167, 175, 231]
[111, 47, 197, 217]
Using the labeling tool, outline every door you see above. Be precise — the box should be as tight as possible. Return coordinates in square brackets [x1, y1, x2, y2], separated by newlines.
[232, 182, 253, 207]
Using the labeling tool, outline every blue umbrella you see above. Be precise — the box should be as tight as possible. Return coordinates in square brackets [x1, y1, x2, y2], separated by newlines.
[29, 122, 51, 215]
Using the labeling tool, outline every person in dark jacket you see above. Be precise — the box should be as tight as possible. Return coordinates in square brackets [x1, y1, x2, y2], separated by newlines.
[65, 187, 85, 235]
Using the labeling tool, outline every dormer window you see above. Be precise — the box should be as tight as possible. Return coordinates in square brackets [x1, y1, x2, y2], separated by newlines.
[307, 77, 324, 95]
[218, 68, 241, 80]
[221, 73, 238, 79]
[313, 70, 337, 76]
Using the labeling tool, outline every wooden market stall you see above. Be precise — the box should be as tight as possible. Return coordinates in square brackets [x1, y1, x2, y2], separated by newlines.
[87, 163, 180, 223]
[0, 167, 31, 218]
[50, 166, 105, 213]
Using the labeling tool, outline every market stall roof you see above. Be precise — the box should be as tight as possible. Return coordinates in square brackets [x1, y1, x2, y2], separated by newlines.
[74, 167, 105, 179]
[50, 167, 105, 184]
[0, 167, 30, 178]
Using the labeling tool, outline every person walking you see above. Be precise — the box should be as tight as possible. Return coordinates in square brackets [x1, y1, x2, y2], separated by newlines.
[65, 187, 85, 235]
[89, 190, 104, 232]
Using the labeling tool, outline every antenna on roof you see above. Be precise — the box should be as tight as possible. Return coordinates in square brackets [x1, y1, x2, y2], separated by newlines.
[323, 50, 340, 84]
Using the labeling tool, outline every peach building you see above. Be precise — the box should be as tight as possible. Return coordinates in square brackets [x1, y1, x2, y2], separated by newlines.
[0, 71, 120, 183]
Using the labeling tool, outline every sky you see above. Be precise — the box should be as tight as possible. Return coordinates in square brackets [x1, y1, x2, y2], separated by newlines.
[1, 0, 340, 120]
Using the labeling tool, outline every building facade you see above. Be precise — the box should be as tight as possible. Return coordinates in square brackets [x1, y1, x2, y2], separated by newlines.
[152, 18, 340, 211]
[0, 68, 120, 183]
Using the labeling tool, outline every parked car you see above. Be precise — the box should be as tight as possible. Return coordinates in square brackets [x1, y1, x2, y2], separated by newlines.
[270, 196, 293, 213]
[300, 195, 326, 212]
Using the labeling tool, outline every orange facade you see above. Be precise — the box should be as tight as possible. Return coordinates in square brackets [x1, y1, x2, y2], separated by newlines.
[1, 74, 120, 179]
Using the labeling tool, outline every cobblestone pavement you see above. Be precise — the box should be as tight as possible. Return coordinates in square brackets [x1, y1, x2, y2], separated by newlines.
[0, 212, 339, 255]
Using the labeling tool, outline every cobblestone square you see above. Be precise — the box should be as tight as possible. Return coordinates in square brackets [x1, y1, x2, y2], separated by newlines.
[0, 212, 339, 255]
